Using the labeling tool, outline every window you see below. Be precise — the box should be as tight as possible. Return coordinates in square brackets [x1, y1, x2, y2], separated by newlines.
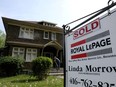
[51, 32, 56, 40]
[19, 27, 34, 39]
[12, 47, 25, 58]
[26, 48, 37, 62]
[44, 31, 49, 39]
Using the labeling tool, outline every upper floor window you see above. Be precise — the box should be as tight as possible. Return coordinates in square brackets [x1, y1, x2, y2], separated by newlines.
[19, 27, 34, 39]
[44, 31, 49, 39]
[51, 32, 56, 40]
[12, 47, 25, 58]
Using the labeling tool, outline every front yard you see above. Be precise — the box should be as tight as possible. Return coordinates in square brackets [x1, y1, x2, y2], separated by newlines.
[0, 74, 63, 87]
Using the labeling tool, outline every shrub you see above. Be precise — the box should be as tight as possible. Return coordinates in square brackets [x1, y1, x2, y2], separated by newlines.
[32, 56, 53, 80]
[0, 56, 24, 77]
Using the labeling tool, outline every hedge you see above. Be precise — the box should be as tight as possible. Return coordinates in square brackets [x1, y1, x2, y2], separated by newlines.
[0, 56, 24, 77]
[32, 56, 53, 80]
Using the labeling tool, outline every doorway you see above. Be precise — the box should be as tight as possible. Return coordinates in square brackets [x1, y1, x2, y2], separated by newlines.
[44, 52, 54, 58]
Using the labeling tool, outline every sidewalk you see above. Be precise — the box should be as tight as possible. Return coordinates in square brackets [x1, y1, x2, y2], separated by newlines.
[49, 68, 64, 76]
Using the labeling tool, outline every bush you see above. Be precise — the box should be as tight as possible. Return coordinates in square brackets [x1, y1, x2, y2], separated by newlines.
[32, 56, 53, 80]
[0, 56, 24, 77]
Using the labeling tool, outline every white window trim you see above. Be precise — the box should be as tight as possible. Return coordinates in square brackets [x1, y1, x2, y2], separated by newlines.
[26, 48, 37, 62]
[12, 47, 25, 58]
[51, 32, 56, 40]
[44, 31, 49, 39]
[19, 27, 34, 39]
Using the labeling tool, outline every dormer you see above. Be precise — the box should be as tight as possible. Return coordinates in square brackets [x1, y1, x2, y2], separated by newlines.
[38, 21, 57, 27]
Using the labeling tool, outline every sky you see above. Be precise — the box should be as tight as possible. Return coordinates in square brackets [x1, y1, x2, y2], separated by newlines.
[0, 0, 116, 33]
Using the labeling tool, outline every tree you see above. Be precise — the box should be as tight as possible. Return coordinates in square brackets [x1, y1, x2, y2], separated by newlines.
[0, 30, 6, 48]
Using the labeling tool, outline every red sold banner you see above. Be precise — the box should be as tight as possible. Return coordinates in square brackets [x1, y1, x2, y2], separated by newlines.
[73, 19, 100, 40]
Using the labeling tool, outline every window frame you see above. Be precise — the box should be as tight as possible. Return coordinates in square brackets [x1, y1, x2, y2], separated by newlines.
[51, 32, 56, 40]
[26, 48, 37, 62]
[12, 47, 25, 58]
[19, 27, 34, 39]
[44, 31, 49, 39]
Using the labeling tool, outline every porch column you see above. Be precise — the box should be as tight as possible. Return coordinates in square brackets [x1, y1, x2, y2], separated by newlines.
[41, 47, 44, 56]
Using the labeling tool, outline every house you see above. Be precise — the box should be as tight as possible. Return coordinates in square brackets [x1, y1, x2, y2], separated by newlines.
[2, 17, 63, 69]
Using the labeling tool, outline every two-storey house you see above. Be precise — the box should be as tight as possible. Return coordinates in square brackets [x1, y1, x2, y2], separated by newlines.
[2, 17, 63, 68]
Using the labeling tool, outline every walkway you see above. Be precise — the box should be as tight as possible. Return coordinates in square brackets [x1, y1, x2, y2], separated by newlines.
[49, 68, 64, 76]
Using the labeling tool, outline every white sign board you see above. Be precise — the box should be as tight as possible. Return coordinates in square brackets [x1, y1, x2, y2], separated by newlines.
[65, 8, 116, 87]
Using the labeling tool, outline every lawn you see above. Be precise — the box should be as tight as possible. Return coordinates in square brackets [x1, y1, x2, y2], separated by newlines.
[0, 74, 64, 87]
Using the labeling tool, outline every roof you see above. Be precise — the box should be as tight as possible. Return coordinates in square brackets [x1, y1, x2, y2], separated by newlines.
[38, 21, 57, 25]
[21, 20, 57, 26]
[2, 17, 63, 34]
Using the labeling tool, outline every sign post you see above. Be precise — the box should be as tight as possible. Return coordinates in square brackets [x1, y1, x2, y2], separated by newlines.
[64, 2, 116, 87]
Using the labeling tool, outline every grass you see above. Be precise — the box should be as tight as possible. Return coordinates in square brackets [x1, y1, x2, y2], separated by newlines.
[0, 74, 63, 87]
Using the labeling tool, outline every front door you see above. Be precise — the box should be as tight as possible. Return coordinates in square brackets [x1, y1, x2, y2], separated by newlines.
[44, 52, 54, 58]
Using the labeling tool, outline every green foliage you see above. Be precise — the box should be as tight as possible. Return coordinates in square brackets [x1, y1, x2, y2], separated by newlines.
[0, 56, 24, 77]
[32, 56, 53, 80]
[0, 30, 6, 48]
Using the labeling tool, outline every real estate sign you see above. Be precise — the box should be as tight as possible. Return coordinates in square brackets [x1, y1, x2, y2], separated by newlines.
[65, 8, 116, 87]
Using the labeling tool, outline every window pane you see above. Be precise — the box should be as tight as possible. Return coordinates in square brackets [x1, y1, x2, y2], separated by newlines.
[21, 27, 25, 30]
[28, 49, 31, 52]
[19, 53, 24, 57]
[12, 47, 24, 58]
[27, 53, 31, 57]
[14, 48, 18, 51]
[19, 27, 34, 39]
[20, 31, 24, 37]
[14, 52, 18, 56]
[20, 48, 24, 52]
[32, 54, 37, 60]
[30, 32, 33, 39]
[45, 32, 48, 37]
[26, 48, 37, 62]
[26, 53, 31, 62]
[33, 49, 37, 52]
[30, 29, 33, 32]
[52, 33, 56, 40]
[44, 31, 49, 39]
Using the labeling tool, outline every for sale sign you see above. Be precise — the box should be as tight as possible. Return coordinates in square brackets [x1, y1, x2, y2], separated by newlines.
[65, 8, 116, 87]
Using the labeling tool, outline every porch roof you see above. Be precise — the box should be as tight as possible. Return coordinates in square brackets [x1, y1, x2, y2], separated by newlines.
[43, 41, 62, 50]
